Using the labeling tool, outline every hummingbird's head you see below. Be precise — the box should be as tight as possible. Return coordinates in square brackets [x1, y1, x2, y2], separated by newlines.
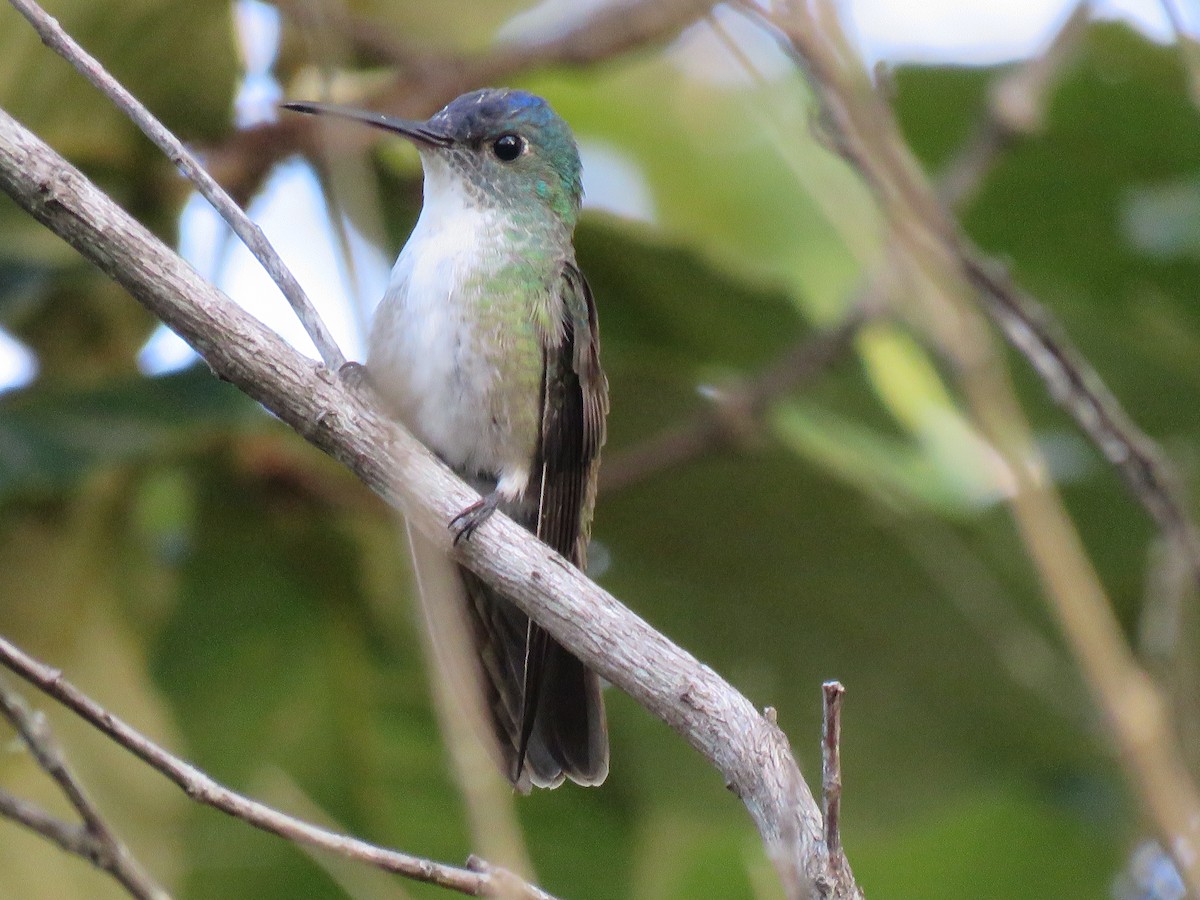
[283, 88, 583, 229]
[426, 88, 582, 224]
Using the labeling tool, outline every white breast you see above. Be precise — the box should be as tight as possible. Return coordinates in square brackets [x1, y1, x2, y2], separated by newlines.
[366, 157, 538, 491]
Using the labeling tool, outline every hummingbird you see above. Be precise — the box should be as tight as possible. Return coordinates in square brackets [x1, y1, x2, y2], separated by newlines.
[283, 89, 609, 790]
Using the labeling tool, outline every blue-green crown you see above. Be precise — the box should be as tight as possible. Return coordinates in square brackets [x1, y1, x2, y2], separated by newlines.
[432, 88, 583, 222]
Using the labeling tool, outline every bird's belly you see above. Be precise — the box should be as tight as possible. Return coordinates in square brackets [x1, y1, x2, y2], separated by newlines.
[366, 247, 542, 486]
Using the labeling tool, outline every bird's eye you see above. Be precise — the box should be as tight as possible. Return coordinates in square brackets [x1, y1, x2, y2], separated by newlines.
[492, 134, 524, 162]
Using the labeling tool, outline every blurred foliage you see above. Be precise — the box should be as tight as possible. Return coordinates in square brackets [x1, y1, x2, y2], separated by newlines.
[1, 2, 1198, 899]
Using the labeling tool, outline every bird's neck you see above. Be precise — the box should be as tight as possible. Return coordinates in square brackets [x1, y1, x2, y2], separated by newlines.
[416, 157, 574, 256]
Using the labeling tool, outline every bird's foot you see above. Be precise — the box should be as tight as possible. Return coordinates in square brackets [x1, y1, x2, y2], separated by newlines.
[339, 361, 374, 396]
[449, 493, 501, 546]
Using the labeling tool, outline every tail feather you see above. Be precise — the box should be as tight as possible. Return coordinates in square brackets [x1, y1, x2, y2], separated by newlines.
[460, 569, 607, 789]
[535, 643, 608, 785]
[514, 622, 550, 782]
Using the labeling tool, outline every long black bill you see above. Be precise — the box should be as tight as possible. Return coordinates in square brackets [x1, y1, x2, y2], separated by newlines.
[281, 101, 454, 148]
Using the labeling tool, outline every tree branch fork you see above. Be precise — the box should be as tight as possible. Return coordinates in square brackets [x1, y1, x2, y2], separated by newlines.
[0, 105, 854, 897]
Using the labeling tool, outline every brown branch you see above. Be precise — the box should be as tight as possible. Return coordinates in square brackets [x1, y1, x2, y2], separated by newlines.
[928, 2, 1200, 607]
[940, 2, 1200, 659]
[750, 1, 1200, 893]
[0, 637, 556, 900]
[931, 3, 1200, 600]
[603, 1, 1087, 495]
[0, 680, 169, 900]
[938, 1, 1089, 209]
[820, 683, 845, 876]
[961, 255, 1200, 601]
[209, 0, 719, 197]
[280, 0, 719, 74]
[7, 0, 346, 372]
[933, 3, 1200, 601]
[0, 108, 852, 898]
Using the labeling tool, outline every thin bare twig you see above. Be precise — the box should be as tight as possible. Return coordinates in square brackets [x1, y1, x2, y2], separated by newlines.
[405, 519, 538, 872]
[935, 0, 1200, 680]
[820, 682, 845, 876]
[6, 0, 346, 372]
[0, 636, 556, 900]
[282, 0, 718, 75]
[938, 1, 1089, 209]
[961, 256, 1200, 602]
[0, 680, 169, 900]
[1137, 539, 1200, 777]
[0, 787, 98, 866]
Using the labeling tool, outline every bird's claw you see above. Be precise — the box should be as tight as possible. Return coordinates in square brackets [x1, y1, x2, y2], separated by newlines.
[339, 361, 372, 393]
[449, 495, 499, 546]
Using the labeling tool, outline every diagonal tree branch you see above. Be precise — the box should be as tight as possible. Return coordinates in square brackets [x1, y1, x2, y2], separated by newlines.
[0, 639, 557, 900]
[0, 679, 168, 900]
[602, 2, 1089, 497]
[937, 1, 1089, 209]
[939, 0, 1200, 611]
[209, 0, 720, 200]
[7, 0, 346, 372]
[0, 104, 855, 898]
[961, 254, 1200, 601]
[279, 0, 718, 74]
[0, 786, 98, 861]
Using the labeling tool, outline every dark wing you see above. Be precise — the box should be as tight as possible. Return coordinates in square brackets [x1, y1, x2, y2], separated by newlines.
[511, 262, 610, 785]
[536, 262, 608, 565]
